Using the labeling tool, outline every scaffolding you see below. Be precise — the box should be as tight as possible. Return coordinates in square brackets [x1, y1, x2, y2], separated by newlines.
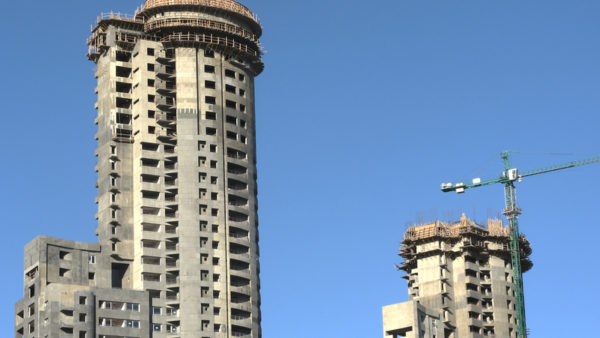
[400, 215, 532, 274]
[403, 216, 509, 243]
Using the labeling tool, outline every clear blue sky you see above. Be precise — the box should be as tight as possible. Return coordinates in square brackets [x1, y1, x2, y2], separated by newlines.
[1, 1, 599, 337]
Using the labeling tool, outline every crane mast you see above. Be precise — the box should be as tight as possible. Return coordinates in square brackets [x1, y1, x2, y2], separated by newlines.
[501, 152, 526, 338]
[440, 151, 600, 338]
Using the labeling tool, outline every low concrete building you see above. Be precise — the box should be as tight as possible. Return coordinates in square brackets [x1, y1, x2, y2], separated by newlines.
[15, 236, 150, 338]
[382, 214, 532, 338]
[382, 301, 443, 338]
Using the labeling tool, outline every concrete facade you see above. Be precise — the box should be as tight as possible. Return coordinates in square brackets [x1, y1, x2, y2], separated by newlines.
[382, 215, 532, 338]
[15, 1, 263, 337]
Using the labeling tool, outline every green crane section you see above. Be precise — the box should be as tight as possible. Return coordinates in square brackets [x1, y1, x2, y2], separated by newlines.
[440, 151, 600, 338]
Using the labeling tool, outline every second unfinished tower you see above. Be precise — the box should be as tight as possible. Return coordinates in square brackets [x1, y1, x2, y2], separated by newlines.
[382, 215, 532, 338]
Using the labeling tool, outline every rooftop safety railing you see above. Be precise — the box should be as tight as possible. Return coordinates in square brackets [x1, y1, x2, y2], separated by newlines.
[161, 32, 260, 58]
[91, 12, 144, 31]
[145, 17, 258, 42]
[142, 0, 260, 24]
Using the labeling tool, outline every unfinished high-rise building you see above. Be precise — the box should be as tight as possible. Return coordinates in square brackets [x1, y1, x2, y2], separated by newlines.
[382, 214, 532, 338]
[15, 1, 263, 337]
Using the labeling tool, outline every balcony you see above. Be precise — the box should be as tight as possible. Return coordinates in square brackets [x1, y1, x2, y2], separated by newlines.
[229, 210, 249, 224]
[157, 64, 176, 79]
[230, 291, 251, 305]
[481, 292, 493, 300]
[114, 90, 132, 101]
[165, 242, 178, 252]
[113, 122, 132, 131]
[141, 263, 163, 276]
[111, 128, 133, 143]
[156, 112, 176, 126]
[156, 54, 175, 64]
[164, 178, 178, 187]
[115, 96, 132, 110]
[157, 128, 177, 141]
[230, 259, 250, 273]
[165, 196, 178, 209]
[166, 260, 179, 270]
[164, 146, 176, 154]
[156, 79, 176, 94]
[466, 303, 481, 313]
[228, 194, 248, 207]
[465, 261, 480, 272]
[469, 317, 484, 328]
[482, 304, 494, 313]
[227, 148, 247, 160]
[165, 222, 178, 234]
[230, 267, 252, 281]
[166, 275, 179, 285]
[141, 214, 163, 227]
[231, 324, 252, 337]
[228, 223, 251, 239]
[231, 312, 252, 323]
[465, 275, 480, 285]
[165, 293, 179, 302]
[227, 179, 248, 191]
[163, 163, 178, 175]
[466, 289, 481, 299]
[139, 179, 160, 190]
[230, 243, 250, 257]
[156, 95, 176, 109]
[115, 31, 137, 45]
[229, 227, 249, 240]
[227, 162, 248, 175]
[165, 307, 179, 317]
[142, 272, 161, 283]
[230, 275, 250, 287]
[230, 284, 253, 298]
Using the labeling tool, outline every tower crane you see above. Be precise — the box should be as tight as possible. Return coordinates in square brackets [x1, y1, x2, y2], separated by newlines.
[440, 151, 600, 338]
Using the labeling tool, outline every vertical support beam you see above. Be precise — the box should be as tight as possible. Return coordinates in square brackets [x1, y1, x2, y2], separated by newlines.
[176, 46, 204, 335]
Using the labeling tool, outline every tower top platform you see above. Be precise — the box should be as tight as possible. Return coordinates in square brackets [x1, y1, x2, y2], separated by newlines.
[141, 0, 260, 27]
